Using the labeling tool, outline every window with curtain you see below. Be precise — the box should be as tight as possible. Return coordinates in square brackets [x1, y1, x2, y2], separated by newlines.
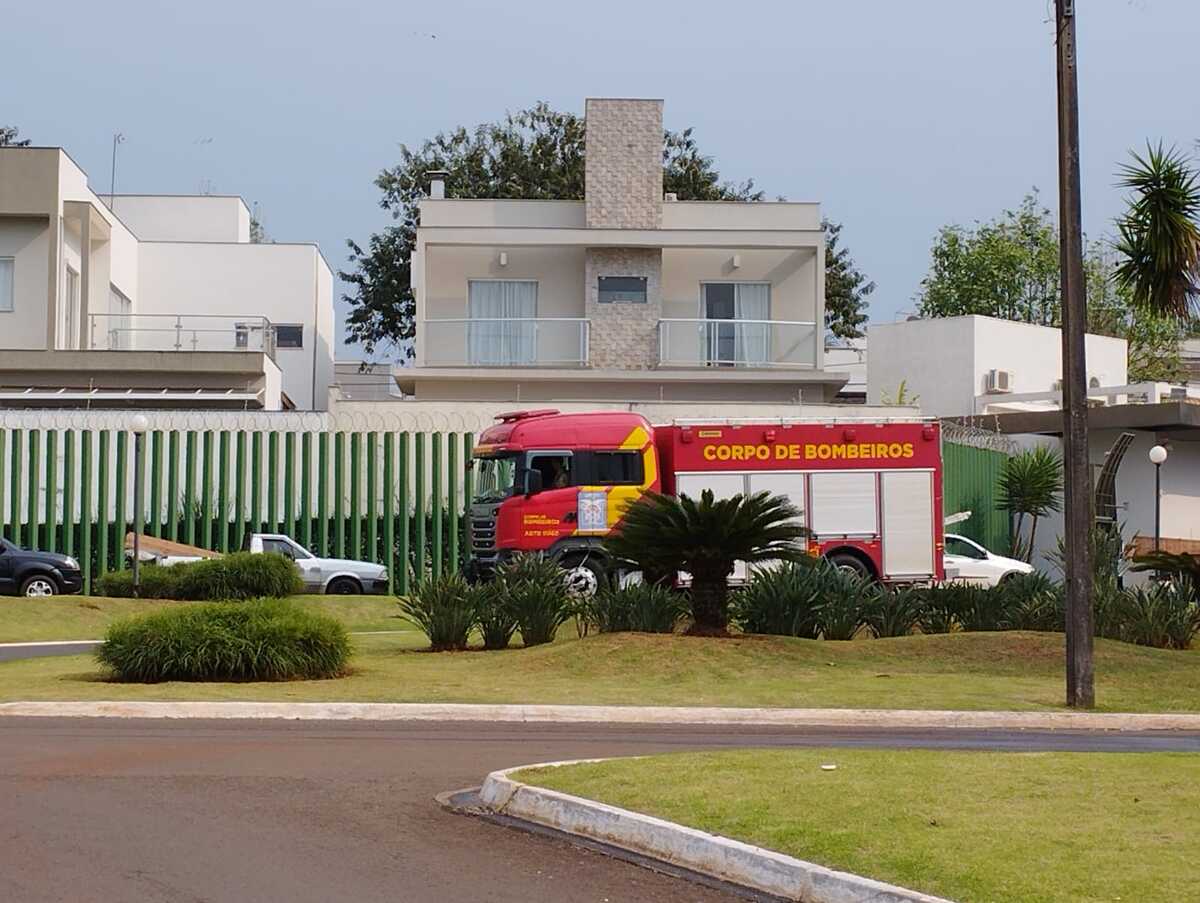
[702, 282, 770, 366]
[0, 257, 13, 312]
[467, 280, 537, 365]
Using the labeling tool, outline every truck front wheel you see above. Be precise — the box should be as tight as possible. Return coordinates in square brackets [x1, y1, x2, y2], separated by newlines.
[558, 553, 607, 599]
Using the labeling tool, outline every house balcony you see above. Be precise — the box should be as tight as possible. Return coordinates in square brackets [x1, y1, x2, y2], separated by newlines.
[656, 319, 819, 369]
[422, 317, 590, 367]
[88, 314, 277, 360]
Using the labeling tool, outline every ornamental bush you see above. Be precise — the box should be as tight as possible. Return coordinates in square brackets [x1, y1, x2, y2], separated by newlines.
[97, 598, 350, 682]
[399, 573, 479, 651]
[588, 581, 685, 634]
[97, 553, 302, 601]
[497, 554, 573, 647]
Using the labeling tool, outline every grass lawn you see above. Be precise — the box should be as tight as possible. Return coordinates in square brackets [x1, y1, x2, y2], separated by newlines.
[0, 629, 1197, 712]
[0, 594, 414, 643]
[513, 748, 1200, 903]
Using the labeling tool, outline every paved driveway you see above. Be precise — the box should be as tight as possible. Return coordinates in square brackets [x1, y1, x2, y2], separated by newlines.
[2, 718, 1195, 902]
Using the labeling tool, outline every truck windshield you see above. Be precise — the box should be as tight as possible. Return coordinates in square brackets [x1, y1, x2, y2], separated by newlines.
[473, 454, 518, 503]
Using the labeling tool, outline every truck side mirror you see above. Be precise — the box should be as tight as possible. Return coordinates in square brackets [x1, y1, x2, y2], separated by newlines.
[524, 470, 543, 496]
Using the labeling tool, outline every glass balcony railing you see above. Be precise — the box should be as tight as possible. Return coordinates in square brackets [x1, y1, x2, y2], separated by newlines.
[88, 314, 277, 360]
[656, 318, 818, 368]
[422, 318, 590, 367]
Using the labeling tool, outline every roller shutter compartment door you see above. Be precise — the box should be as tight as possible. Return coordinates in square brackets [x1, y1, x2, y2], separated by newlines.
[881, 470, 935, 578]
[675, 472, 750, 581]
[809, 472, 877, 536]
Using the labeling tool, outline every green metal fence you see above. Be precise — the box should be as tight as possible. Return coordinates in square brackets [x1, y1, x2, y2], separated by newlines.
[0, 426, 1012, 596]
[943, 440, 1011, 553]
[0, 427, 475, 596]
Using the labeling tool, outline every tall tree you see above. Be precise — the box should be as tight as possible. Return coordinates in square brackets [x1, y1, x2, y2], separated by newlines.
[340, 103, 767, 358]
[917, 193, 1061, 325]
[0, 126, 31, 147]
[1113, 143, 1200, 321]
[823, 220, 873, 340]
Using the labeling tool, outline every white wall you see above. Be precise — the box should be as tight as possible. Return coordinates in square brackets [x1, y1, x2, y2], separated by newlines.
[868, 316, 1129, 417]
[109, 196, 251, 243]
[0, 217, 50, 350]
[137, 242, 332, 409]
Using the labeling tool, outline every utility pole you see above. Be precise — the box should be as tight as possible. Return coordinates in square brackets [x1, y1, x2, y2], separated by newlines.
[1054, 0, 1094, 708]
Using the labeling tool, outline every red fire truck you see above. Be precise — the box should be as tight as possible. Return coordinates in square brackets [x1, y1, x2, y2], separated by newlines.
[467, 409, 945, 595]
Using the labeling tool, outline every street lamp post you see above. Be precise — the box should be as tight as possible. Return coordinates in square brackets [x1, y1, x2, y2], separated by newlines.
[1149, 445, 1168, 552]
[130, 414, 150, 597]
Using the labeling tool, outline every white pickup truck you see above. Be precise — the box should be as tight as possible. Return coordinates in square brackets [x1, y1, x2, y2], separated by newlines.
[145, 533, 390, 595]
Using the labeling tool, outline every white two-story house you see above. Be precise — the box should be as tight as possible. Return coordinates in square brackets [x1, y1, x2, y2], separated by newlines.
[399, 98, 847, 404]
[0, 147, 335, 410]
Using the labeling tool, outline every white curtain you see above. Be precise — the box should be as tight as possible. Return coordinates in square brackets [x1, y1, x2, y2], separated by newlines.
[733, 283, 770, 364]
[468, 281, 537, 365]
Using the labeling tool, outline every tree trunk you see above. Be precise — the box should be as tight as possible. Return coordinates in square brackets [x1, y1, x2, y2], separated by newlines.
[1027, 515, 1040, 564]
[687, 562, 731, 636]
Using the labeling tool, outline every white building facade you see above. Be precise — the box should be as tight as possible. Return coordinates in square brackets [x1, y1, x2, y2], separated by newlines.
[0, 147, 335, 410]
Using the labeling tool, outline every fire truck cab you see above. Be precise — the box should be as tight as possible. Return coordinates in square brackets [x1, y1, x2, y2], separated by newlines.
[467, 409, 944, 594]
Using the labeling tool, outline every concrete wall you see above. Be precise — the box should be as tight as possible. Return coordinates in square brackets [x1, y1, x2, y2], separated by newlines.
[584, 98, 663, 229]
[137, 242, 333, 410]
[660, 248, 818, 322]
[868, 316, 1130, 417]
[422, 245, 587, 321]
[109, 195, 251, 243]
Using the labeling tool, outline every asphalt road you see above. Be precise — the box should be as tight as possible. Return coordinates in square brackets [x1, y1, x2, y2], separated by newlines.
[2, 718, 1197, 903]
[0, 641, 99, 662]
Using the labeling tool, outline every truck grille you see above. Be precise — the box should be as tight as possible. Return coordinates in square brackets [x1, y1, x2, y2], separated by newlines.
[471, 515, 496, 553]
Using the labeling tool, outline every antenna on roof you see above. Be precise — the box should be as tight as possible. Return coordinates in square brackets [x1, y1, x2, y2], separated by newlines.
[108, 132, 125, 211]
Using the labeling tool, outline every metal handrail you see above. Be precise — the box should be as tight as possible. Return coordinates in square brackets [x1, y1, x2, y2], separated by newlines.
[87, 314, 276, 359]
[422, 317, 590, 367]
[657, 317, 817, 326]
[656, 318, 818, 369]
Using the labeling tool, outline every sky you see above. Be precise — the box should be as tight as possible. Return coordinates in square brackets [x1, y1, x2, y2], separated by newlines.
[5, 0, 1198, 360]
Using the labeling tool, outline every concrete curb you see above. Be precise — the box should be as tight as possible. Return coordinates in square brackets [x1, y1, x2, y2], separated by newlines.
[479, 758, 953, 903]
[0, 700, 1198, 730]
[0, 640, 101, 648]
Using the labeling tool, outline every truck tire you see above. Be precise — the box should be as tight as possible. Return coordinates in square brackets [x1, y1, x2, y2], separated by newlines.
[558, 553, 607, 599]
[826, 551, 874, 580]
[21, 574, 60, 597]
[326, 576, 362, 595]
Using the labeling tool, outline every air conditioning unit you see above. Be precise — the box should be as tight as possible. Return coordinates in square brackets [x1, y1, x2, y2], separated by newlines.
[984, 369, 1013, 394]
[1169, 386, 1188, 400]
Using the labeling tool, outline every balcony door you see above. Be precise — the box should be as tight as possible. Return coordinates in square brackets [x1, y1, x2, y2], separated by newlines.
[702, 282, 769, 366]
[468, 280, 537, 365]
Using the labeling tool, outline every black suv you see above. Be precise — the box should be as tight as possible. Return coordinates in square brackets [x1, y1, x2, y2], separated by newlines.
[0, 538, 84, 597]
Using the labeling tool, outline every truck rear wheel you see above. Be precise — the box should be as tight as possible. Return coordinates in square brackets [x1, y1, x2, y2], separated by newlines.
[826, 551, 874, 580]
[558, 553, 607, 599]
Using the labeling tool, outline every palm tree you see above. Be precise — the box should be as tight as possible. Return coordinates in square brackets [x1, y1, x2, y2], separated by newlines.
[604, 490, 807, 635]
[1113, 143, 1200, 320]
[997, 447, 1063, 562]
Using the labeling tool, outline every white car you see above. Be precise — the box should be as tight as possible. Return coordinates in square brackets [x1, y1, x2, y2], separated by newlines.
[943, 533, 1034, 587]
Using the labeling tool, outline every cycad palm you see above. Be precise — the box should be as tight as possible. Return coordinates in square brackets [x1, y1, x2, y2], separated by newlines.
[1113, 143, 1200, 320]
[604, 490, 807, 635]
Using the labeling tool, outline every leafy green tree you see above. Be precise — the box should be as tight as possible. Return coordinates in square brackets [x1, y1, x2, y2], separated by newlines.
[0, 126, 31, 147]
[918, 193, 1062, 325]
[824, 220, 873, 340]
[341, 103, 770, 358]
[603, 490, 807, 635]
[1113, 143, 1200, 321]
[997, 446, 1063, 562]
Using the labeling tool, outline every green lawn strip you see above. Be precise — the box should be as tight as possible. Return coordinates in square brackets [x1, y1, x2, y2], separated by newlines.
[513, 748, 1199, 903]
[0, 595, 413, 643]
[0, 631, 1197, 712]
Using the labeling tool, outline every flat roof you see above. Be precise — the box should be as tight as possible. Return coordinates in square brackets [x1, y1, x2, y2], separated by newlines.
[956, 401, 1200, 441]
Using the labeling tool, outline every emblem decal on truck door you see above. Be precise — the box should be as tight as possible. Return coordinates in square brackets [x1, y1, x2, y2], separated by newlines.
[577, 490, 608, 532]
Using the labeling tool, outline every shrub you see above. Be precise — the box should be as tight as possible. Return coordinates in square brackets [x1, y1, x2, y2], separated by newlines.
[925, 582, 1009, 632]
[96, 598, 350, 682]
[733, 560, 823, 639]
[863, 585, 927, 638]
[97, 565, 183, 600]
[173, 553, 302, 601]
[588, 582, 684, 634]
[496, 554, 572, 647]
[998, 572, 1063, 632]
[399, 573, 478, 651]
[813, 565, 872, 640]
[96, 553, 302, 601]
[476, 588, 518, 651]
[1111, 583, 1200, 650]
